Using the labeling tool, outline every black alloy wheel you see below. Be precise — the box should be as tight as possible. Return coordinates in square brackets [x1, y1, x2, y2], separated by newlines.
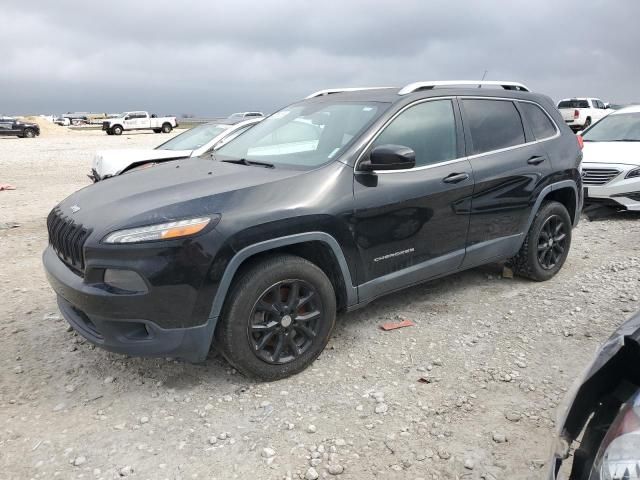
[217, 254, 336, 380]
[511, 200, 572, 281]
[536, 214, 568, 270]
[248, 280, 322, 365]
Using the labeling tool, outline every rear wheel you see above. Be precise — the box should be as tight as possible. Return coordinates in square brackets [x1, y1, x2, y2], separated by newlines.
[111, 125, 123, 135]
[511, 201, 572, 281]
[217, 254, 336, 380]
[161, 123, 172, 133]
[23, 128, 36, 138]
[583, 117, 592, 129]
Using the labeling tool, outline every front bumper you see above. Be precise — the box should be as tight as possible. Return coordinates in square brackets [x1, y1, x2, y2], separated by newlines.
[583, 162, 640, 211]
[43, 246, 216, 362]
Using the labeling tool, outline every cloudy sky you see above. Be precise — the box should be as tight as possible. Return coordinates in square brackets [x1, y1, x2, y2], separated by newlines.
[2, 0, 639, 116]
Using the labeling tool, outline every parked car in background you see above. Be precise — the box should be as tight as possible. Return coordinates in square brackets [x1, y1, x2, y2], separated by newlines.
[53, 117, 71, 126]
[0, 116, 40, 138]
[43, 80, 583, 380]
[91, 117, 261, 181]
[558, 97, 611, 131]
[228, 111, 264, 119]
[102, 111, 178, 135]
[548, 310, 640, 479]
[581, 105, 640, 211]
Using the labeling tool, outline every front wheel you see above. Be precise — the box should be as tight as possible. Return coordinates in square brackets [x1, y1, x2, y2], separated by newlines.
[511, 201, 572, 281]
[161, 123, 172, 133]
[111, 125, 123, 135]
[217, 254, 336, 380]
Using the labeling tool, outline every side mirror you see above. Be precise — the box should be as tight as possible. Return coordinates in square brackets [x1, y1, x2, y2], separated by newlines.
[124, 116, 131, 120]
[360, 144, 416, 171]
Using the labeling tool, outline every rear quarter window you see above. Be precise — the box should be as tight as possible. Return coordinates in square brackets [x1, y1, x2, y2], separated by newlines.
[462, 99, 526, 155]
[558, 100, 589, 109]
[519, 102, 557, 140]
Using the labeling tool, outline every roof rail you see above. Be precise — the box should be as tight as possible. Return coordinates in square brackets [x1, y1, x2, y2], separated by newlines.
[305, 87, 392, 99]
[398, 80, 530, 95]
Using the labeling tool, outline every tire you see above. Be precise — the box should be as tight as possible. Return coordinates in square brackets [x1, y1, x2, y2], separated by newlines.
[153, 128, 162, 133]
[23, 128, 36, 138]
[112, 125, 123, 136]
[511, 201, 572, 281]
[106, 130, 113, 136]
[217, 254, 336, 380]
[161, 123, 172, 133]
[583, 117, 592, 129]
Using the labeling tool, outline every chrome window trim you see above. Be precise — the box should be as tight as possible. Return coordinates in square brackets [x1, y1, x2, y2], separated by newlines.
[355, 96, 561, 174]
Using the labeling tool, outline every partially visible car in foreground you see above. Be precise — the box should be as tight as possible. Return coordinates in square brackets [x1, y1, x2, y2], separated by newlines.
[102, 111, 178, 135]
[227, 111, 264, 119]
[558, 98, 611, 131]
[91, 117, 261, 181]
[0, 116, 40, 138]
[581, 105, 640, 211]
[548, 310, 640, 479]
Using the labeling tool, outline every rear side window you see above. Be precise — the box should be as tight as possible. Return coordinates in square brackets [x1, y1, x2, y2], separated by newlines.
[372, 99, 457, 167]
[558, 100, 589, 109]
[462, 99, 525, 155]
[519, 102, 557, 140]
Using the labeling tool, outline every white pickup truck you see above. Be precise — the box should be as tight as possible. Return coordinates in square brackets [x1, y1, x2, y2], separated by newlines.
[102, 111, 178, 135]
[557, 98, 612, 132]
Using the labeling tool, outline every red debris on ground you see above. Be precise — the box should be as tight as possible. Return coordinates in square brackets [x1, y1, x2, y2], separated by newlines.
[380, 319, 415, 331]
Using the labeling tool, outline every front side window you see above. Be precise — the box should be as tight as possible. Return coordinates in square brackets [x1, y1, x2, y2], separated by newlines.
[519, 102, 557, 140]
[582, 113, 640, 142]
[463, 99, 526, 155]
[370, 99, 457, 167]
[157, 123, 228, 151]
[217, 101, 386, 169]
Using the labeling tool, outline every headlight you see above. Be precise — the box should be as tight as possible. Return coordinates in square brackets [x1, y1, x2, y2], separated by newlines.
[626, 167, 640, 179]
[103, 216, 217, 244]
[589, 390, 640, 480]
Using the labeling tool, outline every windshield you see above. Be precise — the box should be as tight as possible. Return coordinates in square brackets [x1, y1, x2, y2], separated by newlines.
[558, 100, 589, 109]
[582, 113, 640, 142]
[156, 123, 228, 151]
[216, 101, 386, 168]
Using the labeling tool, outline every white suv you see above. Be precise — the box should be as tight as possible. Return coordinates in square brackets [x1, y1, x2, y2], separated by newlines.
[557, 98, 611, 131]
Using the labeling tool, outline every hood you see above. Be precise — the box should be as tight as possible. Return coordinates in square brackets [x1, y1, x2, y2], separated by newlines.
[94, 149, 193, 177]
[60, 157, 306, 235]
[582, 141, 640, 166]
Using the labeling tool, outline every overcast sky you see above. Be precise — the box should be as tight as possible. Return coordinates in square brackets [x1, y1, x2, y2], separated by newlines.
[2, 0, 639, 116]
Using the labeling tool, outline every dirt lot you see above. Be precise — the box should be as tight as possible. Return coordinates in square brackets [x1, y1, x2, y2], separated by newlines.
[1, 131, 639, 480]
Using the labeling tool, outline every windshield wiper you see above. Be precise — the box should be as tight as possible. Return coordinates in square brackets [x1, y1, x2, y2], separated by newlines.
[221, 158, 275, 168]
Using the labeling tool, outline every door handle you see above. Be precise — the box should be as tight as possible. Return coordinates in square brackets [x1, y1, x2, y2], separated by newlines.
[527, 156, 546, 165]
[443, 172, 470, 184]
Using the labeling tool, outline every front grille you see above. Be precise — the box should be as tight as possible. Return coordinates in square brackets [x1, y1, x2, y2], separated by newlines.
[47, 207, 92, 273]
[582, 168, 621, 185]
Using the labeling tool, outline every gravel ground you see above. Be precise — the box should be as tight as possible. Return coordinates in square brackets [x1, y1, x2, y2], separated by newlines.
[1, 132, 639, 480]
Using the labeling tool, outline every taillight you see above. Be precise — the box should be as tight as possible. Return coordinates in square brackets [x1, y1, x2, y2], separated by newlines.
[576, 134, 584, 150]
[574, 109, 580, 119]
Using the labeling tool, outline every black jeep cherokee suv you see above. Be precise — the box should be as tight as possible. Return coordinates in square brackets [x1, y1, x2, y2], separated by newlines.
[43, 80, 583, 379]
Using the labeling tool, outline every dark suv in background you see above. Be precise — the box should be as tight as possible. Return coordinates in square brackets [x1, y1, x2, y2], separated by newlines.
[43, 80, 583, 379]
[0, 116, 40, 138]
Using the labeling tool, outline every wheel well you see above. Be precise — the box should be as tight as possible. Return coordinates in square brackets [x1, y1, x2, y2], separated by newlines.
[111, 124, 122, 130]
[162, 122, 171, 127]
[545, 186, 577, 223]
[231, 241, 348, 312]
